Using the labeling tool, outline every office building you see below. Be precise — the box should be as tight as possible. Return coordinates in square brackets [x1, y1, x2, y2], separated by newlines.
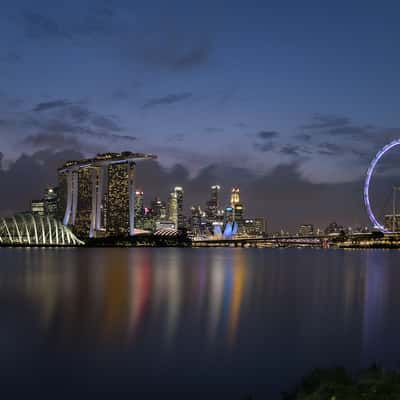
[168, 191, 178, 228]
[174, 186, 185, 230]
[299, 224, 314, 236]
[206, 185, 220, 221]
[44, 187, 58, 218]
[230, 187, 240, 208]
[31, 200, 45, 215]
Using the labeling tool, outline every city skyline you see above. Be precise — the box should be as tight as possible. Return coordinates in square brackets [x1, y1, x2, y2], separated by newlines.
[1, 1, 400, 231]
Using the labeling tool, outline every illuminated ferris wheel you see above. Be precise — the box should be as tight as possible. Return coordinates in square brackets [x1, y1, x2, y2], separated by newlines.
[364, 139, 400, 233]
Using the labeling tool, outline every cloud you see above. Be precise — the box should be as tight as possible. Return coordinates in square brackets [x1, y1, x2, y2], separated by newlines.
[300, 114, 373, 138]
[257, 130, 280, 140]
[295, 133, 312, 142]
[253, 130, 280, 152]
[141, 92, 192, 109]
[1, 99, 137, 151]
[317, 142, 344, 156]
[280, 144, 302, 156]
[254, 142, 276, 153]
[33, 99, 71, 112]
[0, 149, 83, 215]
[22, 133, 82, 149]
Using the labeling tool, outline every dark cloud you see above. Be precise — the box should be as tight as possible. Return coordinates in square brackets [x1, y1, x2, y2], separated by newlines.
[33, 99, 71, 112]
[280, 145, 302, 156]
[257, 130, 280, 140]
[142, 92, 192, 109]
[254, 142, 276, 153]
[254, 130, 280, 152]
[0, 149, 83, 215]
[295, 133, 312, 142]
[301, 114, 352, 131]
[2, 99, 137, 149]
[317, 142, 344, 156]
[235, 122, 248, 128]
[300, 114, 374, 139]
[22, 133, 82, 149]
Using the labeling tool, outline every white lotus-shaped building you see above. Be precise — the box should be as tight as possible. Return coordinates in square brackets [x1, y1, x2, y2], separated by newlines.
[0, 213, 83, 246]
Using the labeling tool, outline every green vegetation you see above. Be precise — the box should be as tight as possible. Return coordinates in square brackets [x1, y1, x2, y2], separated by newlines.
[283, 366, 400, 399]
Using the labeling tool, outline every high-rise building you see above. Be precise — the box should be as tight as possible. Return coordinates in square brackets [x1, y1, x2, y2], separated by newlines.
[151, 197, 166, 221]
[324, 222, 344, 235]
[135, 190, 144, 229]
[230, 187, 240, 207]
[44, 187, 58, 218]
[31, 199, 45, 215]
[189, 205, 205, 235]
[234, 203, 244, 232]
[168, 191, 178, 229]
[74, 167, 94, 237]
[107, 162, 135, 236]
[174, 186, 185, 230]
[299, 224, 314, 236]
[254, 217, 266, 236]
[206, 185, 220, 221]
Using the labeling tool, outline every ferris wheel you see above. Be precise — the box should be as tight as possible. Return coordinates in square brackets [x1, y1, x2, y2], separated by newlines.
[364, 139, 400, 233]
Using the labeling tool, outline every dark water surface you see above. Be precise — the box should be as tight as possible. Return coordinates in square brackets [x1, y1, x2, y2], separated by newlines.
[0, 247, 399, 398]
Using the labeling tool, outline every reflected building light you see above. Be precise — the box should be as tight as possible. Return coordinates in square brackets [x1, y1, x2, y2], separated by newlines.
[361, 253, 388, 366]
[163, 254, 183, 350]
[228, 251, 246, 348]
[128, 252, 152, 340]
[207, 254, 225, 344]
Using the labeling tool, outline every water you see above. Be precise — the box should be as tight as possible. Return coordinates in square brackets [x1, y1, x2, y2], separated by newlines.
[0, 247, 399, 398]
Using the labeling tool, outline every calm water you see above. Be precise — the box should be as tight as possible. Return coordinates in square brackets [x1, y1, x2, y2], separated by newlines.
[0, 247, 399, 398]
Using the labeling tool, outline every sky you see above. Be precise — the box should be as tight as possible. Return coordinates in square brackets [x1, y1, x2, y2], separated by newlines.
[1, 0, 400, 231]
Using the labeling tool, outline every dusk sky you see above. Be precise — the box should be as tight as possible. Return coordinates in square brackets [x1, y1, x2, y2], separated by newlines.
[1, 0, 400, 230]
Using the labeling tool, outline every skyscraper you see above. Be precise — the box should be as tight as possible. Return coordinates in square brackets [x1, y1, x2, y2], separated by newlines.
[230, 187, 240, 207]
[174, 186, 185, 230]
[168, 191, 178, 229]
[151, 197, 166, 221]
[135, 190, 144, 229]
[206, 185, 220, 221]
[44, 187, 58, 218]
[74, 167, 94, 237]
[31, 199, 45, 215]
[107, 162, 135, 236]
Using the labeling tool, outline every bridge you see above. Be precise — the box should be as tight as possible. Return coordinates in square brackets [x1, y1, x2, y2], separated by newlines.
[191, 235, 331, 248]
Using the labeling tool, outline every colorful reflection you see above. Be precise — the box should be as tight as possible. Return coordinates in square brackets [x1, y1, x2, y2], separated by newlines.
[2, 248, 250, 350]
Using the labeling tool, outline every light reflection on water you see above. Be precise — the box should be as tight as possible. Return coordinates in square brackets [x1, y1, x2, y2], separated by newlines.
[1, 248, 400, 397]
